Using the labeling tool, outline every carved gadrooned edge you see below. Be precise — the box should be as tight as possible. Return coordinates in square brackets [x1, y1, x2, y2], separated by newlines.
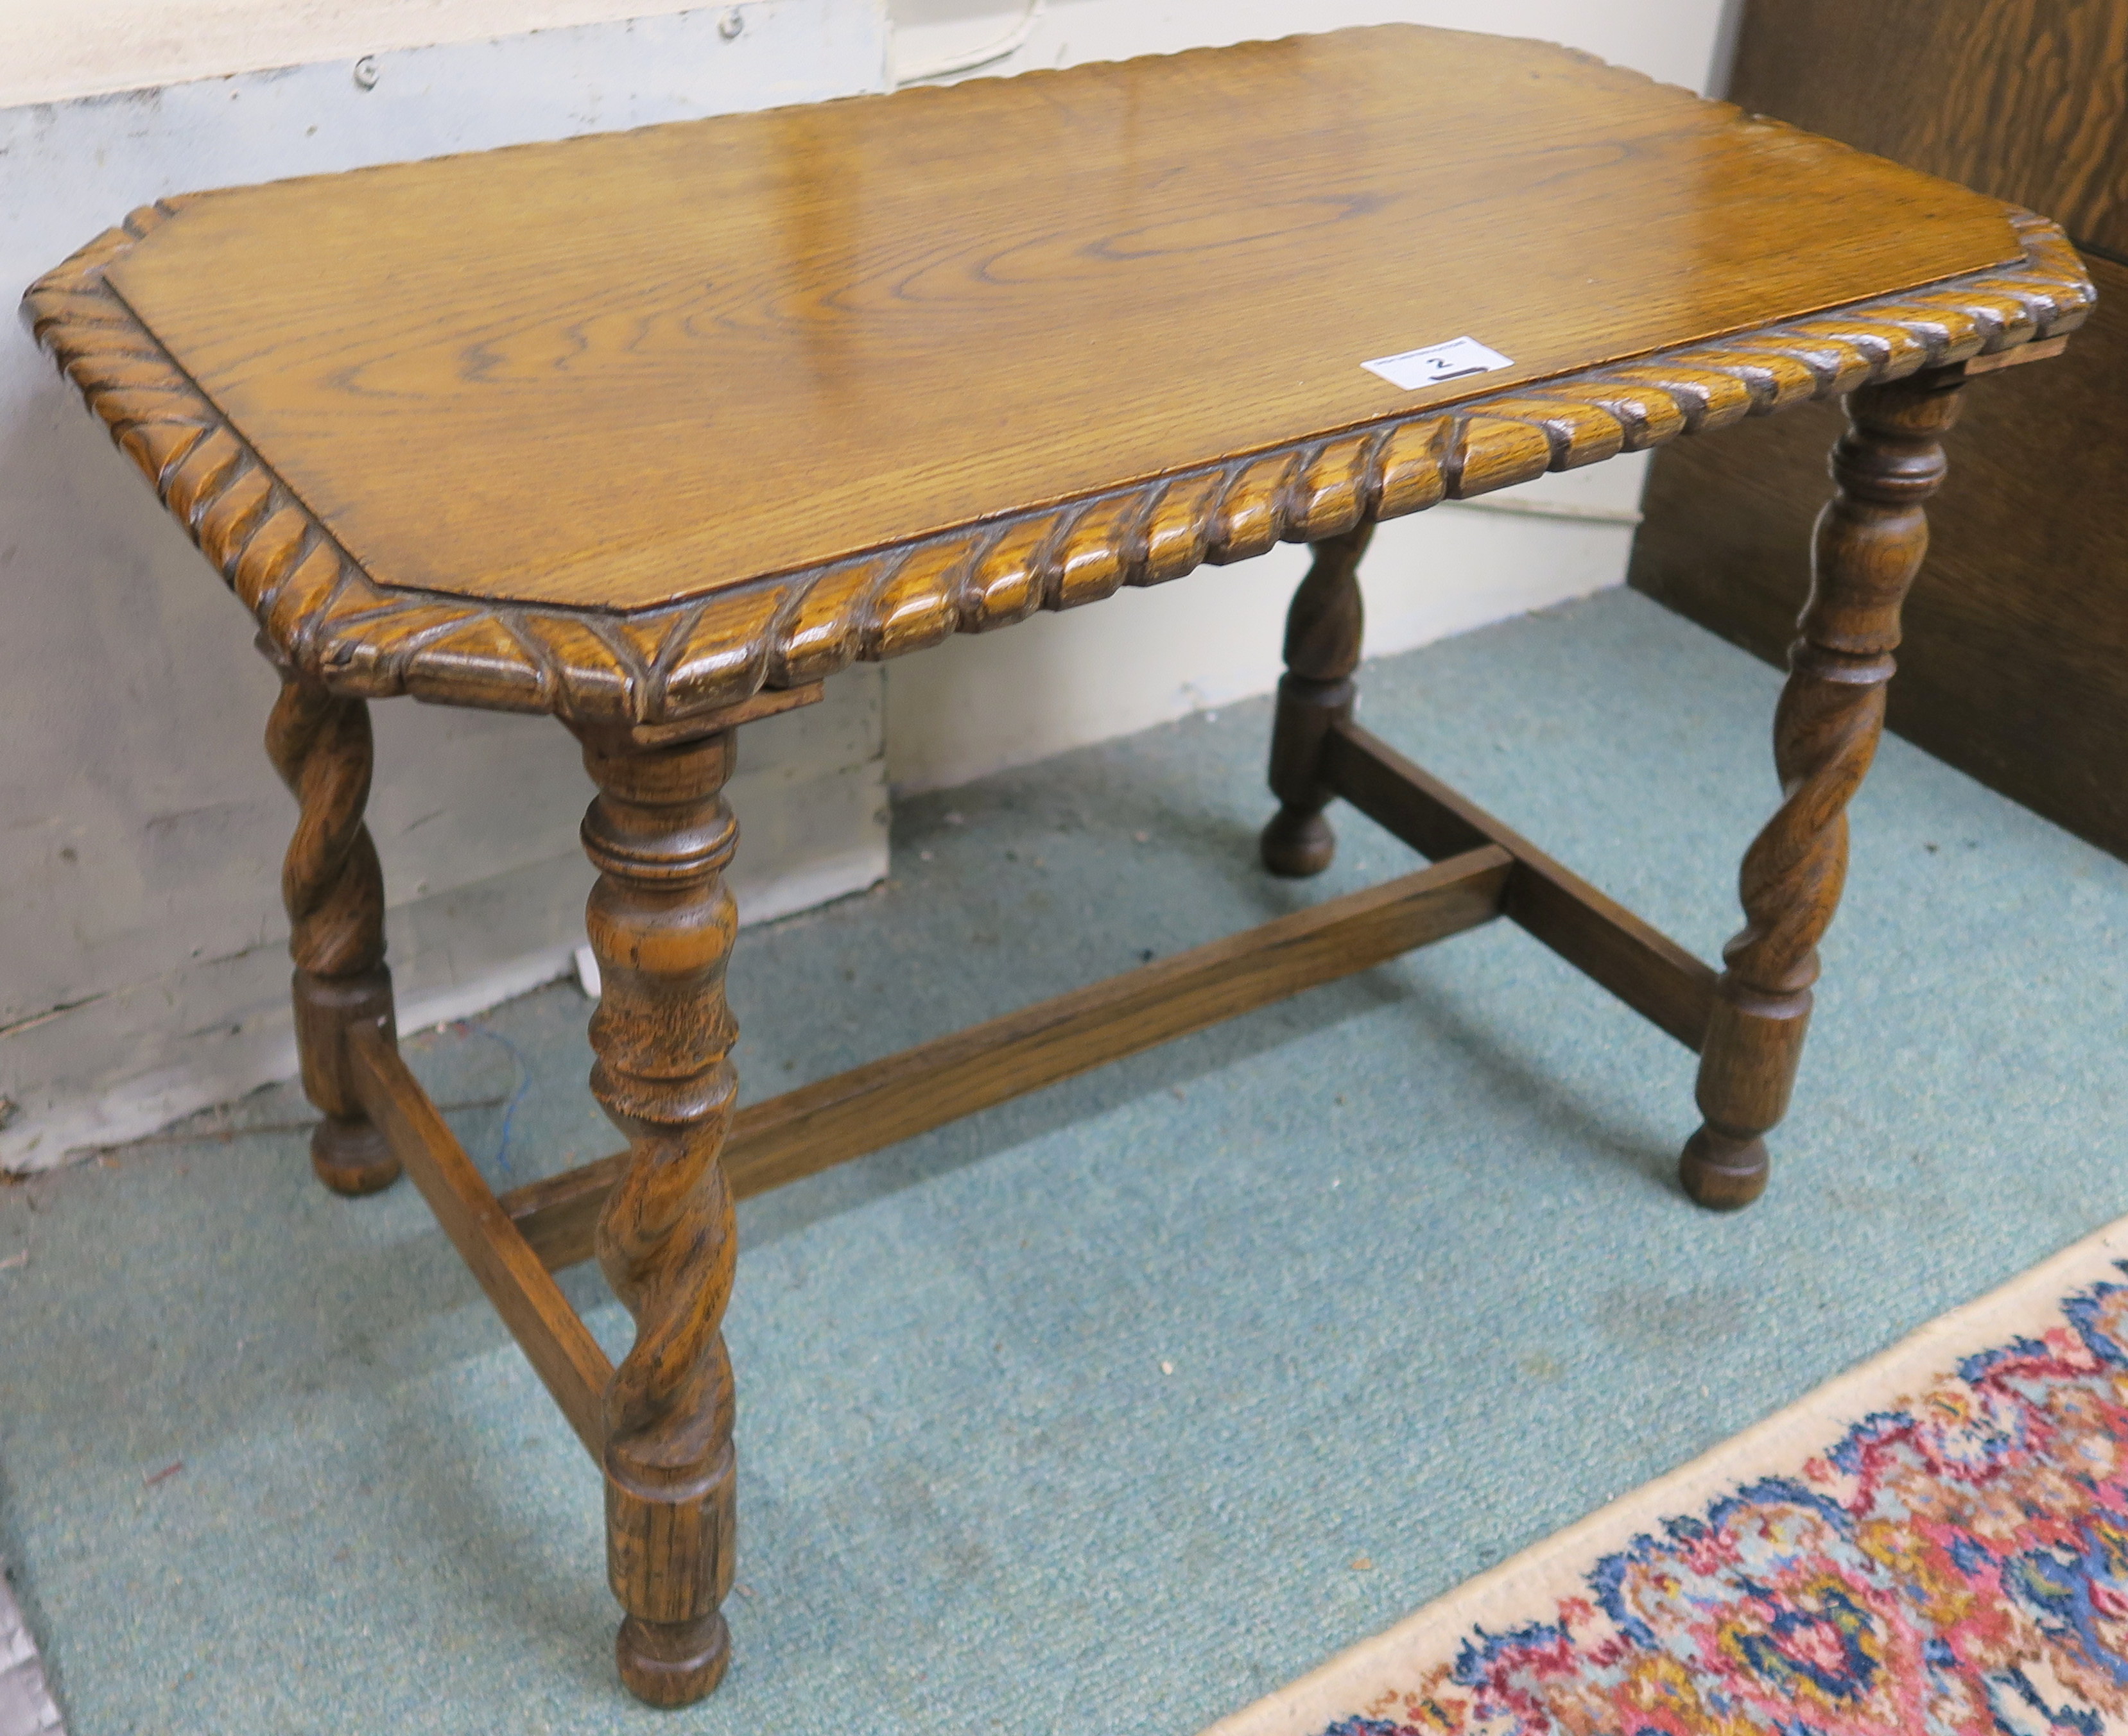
[23, 203, 2095, 726]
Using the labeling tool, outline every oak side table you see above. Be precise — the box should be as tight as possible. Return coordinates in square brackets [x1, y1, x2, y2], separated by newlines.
[25, 25, 2093, 1708]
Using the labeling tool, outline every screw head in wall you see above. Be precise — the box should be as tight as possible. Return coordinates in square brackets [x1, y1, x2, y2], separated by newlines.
[352, 55, 381, 89]
[719, 8, 745, 39]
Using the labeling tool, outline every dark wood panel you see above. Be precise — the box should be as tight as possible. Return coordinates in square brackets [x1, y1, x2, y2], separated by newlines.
[1632, 252, 2128, 857]
[505, 846, 1514, 1271]
[1728, 0, 2128, 259]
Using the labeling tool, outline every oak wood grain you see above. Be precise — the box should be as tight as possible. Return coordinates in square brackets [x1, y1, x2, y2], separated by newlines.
[348, 1020, 612, 1456]
[263, 655, 402, 1197]
[94, 26, 2033, 616]
[1261, 523, 1371, 877]
[1637, 0, 2125, 860]
[503, 844, 1515, 1272]
[18, 21, 2107, 1706]
[1957, 333, 2071, 374]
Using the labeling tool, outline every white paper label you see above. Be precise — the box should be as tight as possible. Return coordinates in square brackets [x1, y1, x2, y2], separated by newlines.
[1362, 336, 1514, 391]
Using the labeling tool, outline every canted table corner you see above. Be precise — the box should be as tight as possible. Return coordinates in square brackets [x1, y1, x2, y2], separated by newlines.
[25, 24, 2095, 1708]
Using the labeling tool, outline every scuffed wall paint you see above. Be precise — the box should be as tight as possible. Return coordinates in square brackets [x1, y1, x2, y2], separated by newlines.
[1, 2, 894, 1171]
[0, 0, 765, 107]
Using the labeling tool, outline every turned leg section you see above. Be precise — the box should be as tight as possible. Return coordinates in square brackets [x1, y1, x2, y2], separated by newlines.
[576, 724, 741, 1708]
[1682, 366, 1964, 1210]
[1261, 522, 1373, 877]
[263, 649, 398, 1197]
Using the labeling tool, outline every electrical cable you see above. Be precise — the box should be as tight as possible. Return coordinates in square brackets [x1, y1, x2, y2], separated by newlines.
[466, 1022, 533, 1180]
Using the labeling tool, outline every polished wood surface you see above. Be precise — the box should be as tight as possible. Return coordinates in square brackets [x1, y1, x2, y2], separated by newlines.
[98, 26, 2029, 615]
[347, 1021, 612, 1454]
[502, 844, 1515, 1273]
[1727, 0, 2127, 262]
[1262, 523, 1371, 877]
[1638, 257, 2128, 859]
[1256, 517, 1720, 1053]
[22, 22, 2104, 1710]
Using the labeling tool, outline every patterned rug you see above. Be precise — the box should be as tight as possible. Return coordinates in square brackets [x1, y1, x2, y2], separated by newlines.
[1207, 1219, 2128, 1736]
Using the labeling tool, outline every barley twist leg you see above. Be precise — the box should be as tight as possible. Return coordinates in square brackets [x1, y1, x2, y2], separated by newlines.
[577, 724, 741, 1707]
[263, 647, 397, 1196]
[1682, 367, 1964, 1209]
[1260, 522, 1373, 877]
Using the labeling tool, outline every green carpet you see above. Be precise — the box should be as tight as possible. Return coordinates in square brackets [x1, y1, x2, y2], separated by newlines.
[2, 589, 2122, 1735]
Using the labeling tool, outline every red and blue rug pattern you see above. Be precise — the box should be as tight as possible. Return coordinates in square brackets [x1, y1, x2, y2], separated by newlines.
[1321, 1273, 2128, 1736]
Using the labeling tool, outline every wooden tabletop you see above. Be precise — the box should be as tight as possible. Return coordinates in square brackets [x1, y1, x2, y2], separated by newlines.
[27, 26, 2093, 724]
[97, 26, 2031, 612]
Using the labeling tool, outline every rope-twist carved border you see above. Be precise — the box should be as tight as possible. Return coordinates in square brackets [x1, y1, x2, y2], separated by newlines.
[22, 204, 2093, 728]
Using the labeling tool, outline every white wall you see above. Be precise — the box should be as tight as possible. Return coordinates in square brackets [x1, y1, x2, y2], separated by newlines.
[889, 0, 1732, 92]
[0, 0, 737, 105]
[0, 0, 1736, 1170]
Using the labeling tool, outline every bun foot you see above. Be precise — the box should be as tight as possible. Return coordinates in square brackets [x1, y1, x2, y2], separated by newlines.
[1679, 1125, 1768, 1211]
[617, 1612, 730, 1708]
[1260, 806, 1336, 878]
[310, 1115, 400, 1196]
